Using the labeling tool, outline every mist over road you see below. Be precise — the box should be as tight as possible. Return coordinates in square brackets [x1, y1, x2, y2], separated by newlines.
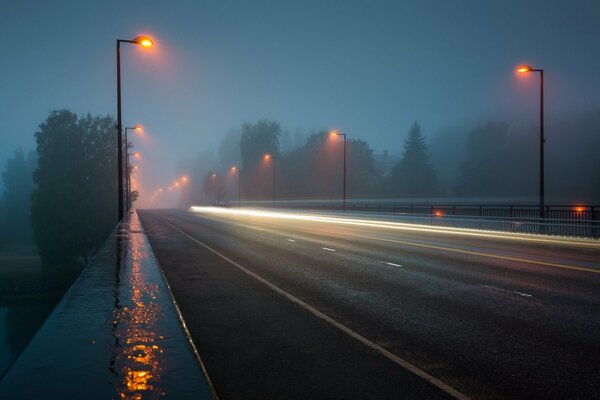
[139, 208, 600, 400]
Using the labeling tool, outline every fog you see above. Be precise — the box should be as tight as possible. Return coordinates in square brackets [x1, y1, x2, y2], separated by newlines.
[1, 0, 600, 209]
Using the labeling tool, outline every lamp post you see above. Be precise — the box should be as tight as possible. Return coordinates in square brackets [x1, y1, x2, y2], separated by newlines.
[116, 35, 153, 221]
[231, 165, 241, 204]
[124, 125, 143, 209]
[263, 154, 277, 203]
[127, 151, 141, 208]
[329, 130, 347, 211]
[516, 64, 545, 227]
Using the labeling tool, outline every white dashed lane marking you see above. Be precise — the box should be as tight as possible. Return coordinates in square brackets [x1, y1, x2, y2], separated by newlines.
[286, 238, 296, 242]
[322, 247, 336, 252]
[480, 284, 533, 298]
[381, 261, 403, 267]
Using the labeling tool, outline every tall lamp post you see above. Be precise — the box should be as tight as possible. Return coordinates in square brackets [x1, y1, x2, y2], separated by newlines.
[124, 125, 143, 208]
[116, 35, 153, 221]
[516, 64, 545, 227]
[231, 165, 241, 205]
[329, 130, 347, 211]
[264, 154, 277, 203]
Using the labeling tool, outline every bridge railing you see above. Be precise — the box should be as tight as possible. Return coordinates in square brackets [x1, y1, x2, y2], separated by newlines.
[234, 201, 600, 239]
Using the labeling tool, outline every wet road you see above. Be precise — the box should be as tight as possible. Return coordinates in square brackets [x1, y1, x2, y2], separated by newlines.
[138, 208, 600, 400]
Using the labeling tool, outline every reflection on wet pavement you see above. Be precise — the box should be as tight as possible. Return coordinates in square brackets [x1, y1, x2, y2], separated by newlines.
[112, 214, 165, 399]
[0, 210, 212, 400]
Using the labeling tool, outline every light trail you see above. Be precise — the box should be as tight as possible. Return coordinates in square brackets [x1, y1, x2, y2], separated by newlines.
[189, 206, 600, 250]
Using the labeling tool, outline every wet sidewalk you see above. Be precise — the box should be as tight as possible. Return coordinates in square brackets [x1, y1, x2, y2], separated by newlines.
[0, 210, 214, 399]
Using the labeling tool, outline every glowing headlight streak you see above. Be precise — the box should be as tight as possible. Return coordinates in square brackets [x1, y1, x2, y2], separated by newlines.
[188, 206, 600, 250]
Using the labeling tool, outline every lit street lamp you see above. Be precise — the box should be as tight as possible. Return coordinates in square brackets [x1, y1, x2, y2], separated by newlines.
[329, 130, 347, 211]
[516, 64, 545, 226]
[264, 154, 277, 203]
[116, 35, 153, 221]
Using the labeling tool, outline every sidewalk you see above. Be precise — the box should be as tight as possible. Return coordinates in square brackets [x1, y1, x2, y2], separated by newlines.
[0, 210, 215, 399]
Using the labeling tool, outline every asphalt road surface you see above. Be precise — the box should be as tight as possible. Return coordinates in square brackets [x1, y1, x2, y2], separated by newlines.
[138, 208, 600, 400]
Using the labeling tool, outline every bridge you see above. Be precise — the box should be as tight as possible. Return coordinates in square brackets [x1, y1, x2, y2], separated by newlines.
[1, 206, 599, 399]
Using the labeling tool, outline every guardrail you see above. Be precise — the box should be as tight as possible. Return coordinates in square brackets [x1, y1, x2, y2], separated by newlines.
[235, 201, 600, 238]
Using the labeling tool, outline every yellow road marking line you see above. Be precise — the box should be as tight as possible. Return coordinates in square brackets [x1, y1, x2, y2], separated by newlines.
[156, 214, 470, 400]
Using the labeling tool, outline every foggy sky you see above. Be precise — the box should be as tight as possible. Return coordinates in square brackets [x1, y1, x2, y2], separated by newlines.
[1, 0, 599, 199]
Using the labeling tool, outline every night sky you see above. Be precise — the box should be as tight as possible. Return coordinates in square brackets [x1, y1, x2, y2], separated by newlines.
[1, 0, 599, 197]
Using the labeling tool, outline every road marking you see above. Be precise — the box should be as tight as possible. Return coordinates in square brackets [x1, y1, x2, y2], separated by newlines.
[322, 247, 336, 252]
[382, 261, 403, 267]
[480, 285, 533, 298]
[286, 238, 296, 242]
[156, 214, 470, 400]
[343, 232, 600, 274]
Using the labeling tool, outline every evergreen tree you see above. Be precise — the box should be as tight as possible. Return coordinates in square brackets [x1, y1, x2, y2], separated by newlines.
[388, 123, 439, 197]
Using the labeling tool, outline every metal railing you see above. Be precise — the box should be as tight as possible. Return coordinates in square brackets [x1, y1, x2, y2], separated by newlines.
[237, 201, 600, 239]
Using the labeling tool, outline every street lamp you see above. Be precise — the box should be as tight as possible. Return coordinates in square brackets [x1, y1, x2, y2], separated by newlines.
[230, 165, 241, 204]
[116, 35, 153, 221]
[124, 124, 143, 208]
[516, 64, 545, 226]
[329, 130, 347, 211]
[263, 154, 277, 203]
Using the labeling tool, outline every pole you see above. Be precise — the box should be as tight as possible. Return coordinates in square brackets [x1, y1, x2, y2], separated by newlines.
[272, 157, 277, 204]
[116, 40, 124, 221]
[124, 128, 129, 210]
[343, 134, 347, 212]
[539, 69, 545, 229]
[238, 170, 241, 205]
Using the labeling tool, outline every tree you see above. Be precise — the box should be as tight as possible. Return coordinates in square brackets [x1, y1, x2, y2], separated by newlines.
[453, 121, 531, 197]
[31, 110, 117, 273]
[0, 148, 37, 248]
[240, 120, 281, 200]
[388, 123, 439, 197]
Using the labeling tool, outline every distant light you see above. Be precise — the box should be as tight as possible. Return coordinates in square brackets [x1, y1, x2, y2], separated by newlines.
[230, 165, 238, 172]
[575, 206, 585, 212]
[175, 182, 180, 187]
[181, 176, 188, 182]
[211, 173, 217, 178]
[263, 154, 271, 161]
[134, 124, 143, 132]
[329, 130, 339, 137]
[134, 36, 154, 48]
[434, 210, 444, 217]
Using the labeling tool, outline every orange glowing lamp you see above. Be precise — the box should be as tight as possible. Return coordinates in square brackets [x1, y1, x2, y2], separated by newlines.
[329, 130, 339, 137]
[134, 36, 154, 48]
[434, 210, 444, 217]
[263, 154, 272, 161]
[181, 176, 188, 182]
[574, 206, 585, 212]
[516, 65, 533, 73]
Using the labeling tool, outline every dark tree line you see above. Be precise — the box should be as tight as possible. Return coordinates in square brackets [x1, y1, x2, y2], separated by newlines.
[0, 148, 37, 249]
[190, 110, 600, 205]
[29, 110, 117, 273]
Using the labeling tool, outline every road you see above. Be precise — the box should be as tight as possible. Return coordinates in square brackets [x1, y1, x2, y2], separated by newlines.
[138, 208, 600, 400]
